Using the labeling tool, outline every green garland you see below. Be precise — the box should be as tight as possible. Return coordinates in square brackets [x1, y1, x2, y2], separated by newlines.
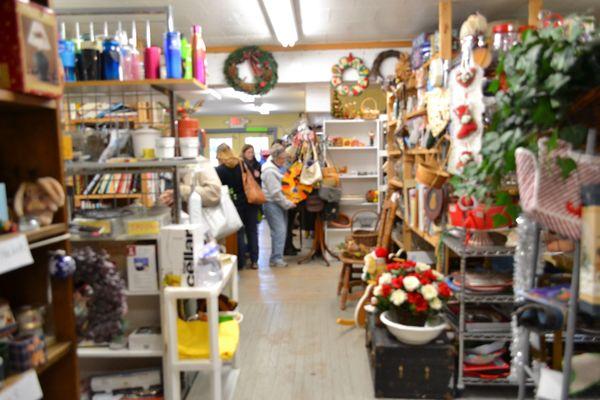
[223, 46, 278, 95]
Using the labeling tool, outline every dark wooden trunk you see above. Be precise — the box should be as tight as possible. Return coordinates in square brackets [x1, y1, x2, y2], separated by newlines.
[366, 313, 455, 399]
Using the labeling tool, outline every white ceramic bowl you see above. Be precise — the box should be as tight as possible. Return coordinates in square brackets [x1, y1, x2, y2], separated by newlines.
[380, 311, 446, 345]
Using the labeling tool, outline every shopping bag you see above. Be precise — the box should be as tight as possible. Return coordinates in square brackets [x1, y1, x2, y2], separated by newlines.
[201, 186, 243, 239]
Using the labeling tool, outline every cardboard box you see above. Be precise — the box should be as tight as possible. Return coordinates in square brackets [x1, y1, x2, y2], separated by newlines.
[126, 245, 158, 293]
[128, 327, 162, 352]
[159, 224, 206, 287]
[0, 0, 62, 98]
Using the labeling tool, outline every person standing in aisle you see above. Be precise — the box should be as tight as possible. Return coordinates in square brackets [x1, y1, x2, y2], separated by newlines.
[261, 144, 296, 267]
[215, 144, 258, 270]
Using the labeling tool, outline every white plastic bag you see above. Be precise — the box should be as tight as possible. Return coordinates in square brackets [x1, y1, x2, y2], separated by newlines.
[201, 186, 243, 239]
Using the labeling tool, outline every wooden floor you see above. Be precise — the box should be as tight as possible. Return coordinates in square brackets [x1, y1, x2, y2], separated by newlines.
[231, 222, 520, 400]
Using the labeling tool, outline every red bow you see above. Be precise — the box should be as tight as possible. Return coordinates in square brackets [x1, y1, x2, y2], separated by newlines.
[242, 50, 263, 77]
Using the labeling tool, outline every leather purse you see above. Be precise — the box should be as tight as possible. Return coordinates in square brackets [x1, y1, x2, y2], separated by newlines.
[305, 193, 325, 213]
[318, 186, 342, 203]
[321, 158, 340, 188]
[240, 160, 266, 205]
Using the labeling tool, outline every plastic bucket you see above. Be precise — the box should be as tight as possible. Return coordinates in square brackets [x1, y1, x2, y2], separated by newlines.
[132, 127, 161, 158]
[180, 137, 199, 158]
[156, 137, 176, 158]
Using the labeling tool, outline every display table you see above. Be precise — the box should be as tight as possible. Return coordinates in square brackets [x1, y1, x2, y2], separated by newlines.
[162, 257, 239, 400]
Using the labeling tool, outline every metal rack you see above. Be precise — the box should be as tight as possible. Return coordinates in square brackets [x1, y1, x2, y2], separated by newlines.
[441, 233, 518, 390]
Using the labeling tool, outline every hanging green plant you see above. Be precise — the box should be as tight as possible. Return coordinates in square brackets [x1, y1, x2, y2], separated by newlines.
[450, 14, 600, 221]
[223, 46, 278, 95]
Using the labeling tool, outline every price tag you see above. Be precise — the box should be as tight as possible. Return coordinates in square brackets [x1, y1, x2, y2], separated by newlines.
[127, 220, 160, 236]
[0, 234, 33, 275]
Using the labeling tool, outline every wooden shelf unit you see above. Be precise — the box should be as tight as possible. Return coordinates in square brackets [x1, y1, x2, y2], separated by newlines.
[0, 87, 79, 398]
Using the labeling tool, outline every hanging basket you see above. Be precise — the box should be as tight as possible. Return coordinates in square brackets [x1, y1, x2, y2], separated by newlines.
[415, 163, 450, 188]
[360, 97, 380, 120]
[351, 210, 378, 247]
[516, 138, 600, 240]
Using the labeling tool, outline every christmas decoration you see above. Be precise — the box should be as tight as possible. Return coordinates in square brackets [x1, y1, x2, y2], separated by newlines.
[48, 250, 76, 279]
[223, 46, 278, 95]
[454, 105, 478, 139]
[456, 67, 477, 88]
[73, 247, 127, 343]
[330, 53, 370, 96]
[331, 90, 343, 118]
[510, 215, 545, 381]
[370, 49, 401, 85]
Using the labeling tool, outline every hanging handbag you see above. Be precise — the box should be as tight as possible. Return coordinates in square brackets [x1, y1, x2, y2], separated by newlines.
[321, 157, 340, 188]
[318, 186, 342, 203]
[282, 161, 313, 204]
[305, 193, 325, 213]
[201, 186, 243, 239]
[239, 160, 266, 205]
[299, 141, 322, 186]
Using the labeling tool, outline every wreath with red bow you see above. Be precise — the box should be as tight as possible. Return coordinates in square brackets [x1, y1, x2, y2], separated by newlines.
[224, 46, 278, 95]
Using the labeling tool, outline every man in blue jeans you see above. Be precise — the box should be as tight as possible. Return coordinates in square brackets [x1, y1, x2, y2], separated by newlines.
[261, 144, 296, 267]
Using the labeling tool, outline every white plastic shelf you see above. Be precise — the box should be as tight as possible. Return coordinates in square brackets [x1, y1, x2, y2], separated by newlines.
[77, 346, 163, 358]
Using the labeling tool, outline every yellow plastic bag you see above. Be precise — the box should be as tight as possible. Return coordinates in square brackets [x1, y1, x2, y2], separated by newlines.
[177, 319, 239, 360]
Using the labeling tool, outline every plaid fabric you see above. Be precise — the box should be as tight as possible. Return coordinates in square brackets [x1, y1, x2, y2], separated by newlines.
[9, 335, 46, 372]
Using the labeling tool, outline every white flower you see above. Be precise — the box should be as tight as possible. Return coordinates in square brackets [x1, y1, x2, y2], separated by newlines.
[390, 289, 407, 306]
[364, 253, 377, 275]
[431, 270, 444, 281]
[430, 297, 442, 310]
[373, 285, 383, 297]
[371, 296, 379, 305]
[402, 276, 420, 292]
[416, 262, 431, 272]
[379, 272, 393, 285]
[421, 284, 438, 301]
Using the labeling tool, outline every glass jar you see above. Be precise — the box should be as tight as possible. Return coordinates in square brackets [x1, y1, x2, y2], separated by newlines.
[492, 23, 518, 53]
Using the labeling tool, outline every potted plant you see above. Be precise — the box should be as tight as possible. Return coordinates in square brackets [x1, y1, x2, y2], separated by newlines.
[451, 15, 600, 226]
[369, 259, 453, 345]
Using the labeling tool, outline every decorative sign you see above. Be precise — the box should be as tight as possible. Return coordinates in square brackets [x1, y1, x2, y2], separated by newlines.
[0, 234, 34, 276]
[225, 116, 249, 129]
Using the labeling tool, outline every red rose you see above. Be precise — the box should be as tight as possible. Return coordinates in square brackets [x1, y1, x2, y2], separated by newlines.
[374, 247, 389, 258]
[407, 292, 420, 304]
[414, 294, 429, 313]
[403, 260, 416, 267]
[381, 284, 392, 298]
[391, 277, 403, 289]
[419, 274, 431, 285]
[386, 263, 401, 271]
[438, 282, 452, 298]
[259, 81, 267, 88]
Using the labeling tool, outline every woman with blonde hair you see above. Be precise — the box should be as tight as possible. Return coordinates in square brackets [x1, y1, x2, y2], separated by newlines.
[215, 143, 259, 270]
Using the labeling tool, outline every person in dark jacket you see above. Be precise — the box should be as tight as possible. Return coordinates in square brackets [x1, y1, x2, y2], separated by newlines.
[215, 144, 258, 270]
[240, 144, 261, 186]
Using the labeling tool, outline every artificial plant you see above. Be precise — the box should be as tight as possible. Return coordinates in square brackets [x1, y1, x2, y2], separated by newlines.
[451, 15, 600, 223]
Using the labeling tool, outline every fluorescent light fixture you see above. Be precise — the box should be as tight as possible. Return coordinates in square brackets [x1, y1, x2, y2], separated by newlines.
[298, 0, 325, 37]
[222, 88, 257, 103]
[256, 103, 276, 115]
[262, 0, 298, 47]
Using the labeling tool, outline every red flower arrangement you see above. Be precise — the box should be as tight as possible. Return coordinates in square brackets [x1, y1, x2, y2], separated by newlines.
[371, 260, 453, 326]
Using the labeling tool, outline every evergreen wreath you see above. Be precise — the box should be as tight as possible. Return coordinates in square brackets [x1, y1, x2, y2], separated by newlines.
[330, 53, 370, 96]
[223, 46, 278, 95]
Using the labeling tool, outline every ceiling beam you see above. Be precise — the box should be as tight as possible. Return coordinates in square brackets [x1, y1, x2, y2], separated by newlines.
[207, 40, 412, 53]
[528, 0, 543, 26]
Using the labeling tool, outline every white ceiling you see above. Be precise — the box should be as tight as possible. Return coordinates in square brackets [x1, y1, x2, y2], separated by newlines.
[55, 0, 599, 47]
[194, 85, 306, 115]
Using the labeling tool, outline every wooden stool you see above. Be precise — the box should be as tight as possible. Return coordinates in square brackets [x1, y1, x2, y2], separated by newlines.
[338, 255, 366, 310]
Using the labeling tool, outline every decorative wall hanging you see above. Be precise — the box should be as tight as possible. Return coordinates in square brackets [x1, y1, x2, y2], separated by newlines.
[370, 49, 401, 84]
[426, 88, 450, 137]
[223, 46, 278, 95]
[330, 53, 370, 96]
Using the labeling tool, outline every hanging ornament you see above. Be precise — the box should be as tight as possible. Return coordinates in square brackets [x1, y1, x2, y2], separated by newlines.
[456, 67, 477, 88]
[454, 105, 478, 139]
[456, 151, 475, 170]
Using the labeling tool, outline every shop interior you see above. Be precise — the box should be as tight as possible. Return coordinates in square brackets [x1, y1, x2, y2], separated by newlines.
[0, 0, 599, 399]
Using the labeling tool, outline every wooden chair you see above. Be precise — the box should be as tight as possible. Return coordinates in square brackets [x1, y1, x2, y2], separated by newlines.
[337, 255, 366, 310]
[337, 200, 397, 311]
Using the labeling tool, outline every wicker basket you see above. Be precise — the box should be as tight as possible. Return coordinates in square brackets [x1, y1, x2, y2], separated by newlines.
[415, 163, 450, 188]
[360, 97, 380, 120]
[351, 210, 378, 247]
